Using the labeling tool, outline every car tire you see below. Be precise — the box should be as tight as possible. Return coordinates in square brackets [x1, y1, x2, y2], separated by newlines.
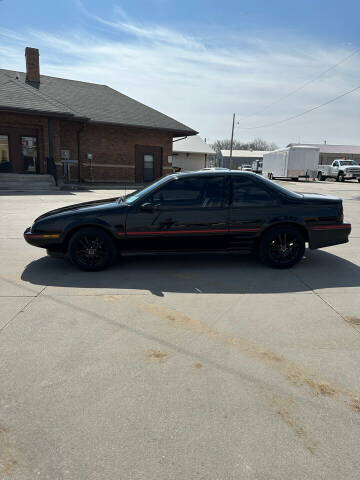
[338, 172, 345, 182]
[68, 227, 117, 271]
[358, 178, 360, 183]
[258, 226, 305, 269]
[317, 172, 324, 181]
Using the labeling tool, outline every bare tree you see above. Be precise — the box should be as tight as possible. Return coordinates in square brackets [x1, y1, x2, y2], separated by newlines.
[211, 139, 244, 151]
[211, 138, 277, 152]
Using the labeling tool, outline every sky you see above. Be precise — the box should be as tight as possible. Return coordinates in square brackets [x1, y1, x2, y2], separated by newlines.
[1, 0, 360, 147]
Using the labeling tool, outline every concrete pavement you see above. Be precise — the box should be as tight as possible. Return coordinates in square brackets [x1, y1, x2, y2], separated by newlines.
[0, 180, 359, 479]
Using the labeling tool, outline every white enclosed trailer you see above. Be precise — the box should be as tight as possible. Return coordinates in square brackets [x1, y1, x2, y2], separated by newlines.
[262, 146, 319, 180]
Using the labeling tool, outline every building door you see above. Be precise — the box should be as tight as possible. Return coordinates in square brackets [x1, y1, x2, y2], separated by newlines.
[0, 135, 11, 172]
[21, 136, 39, 174]
[135, 145, 162, 183]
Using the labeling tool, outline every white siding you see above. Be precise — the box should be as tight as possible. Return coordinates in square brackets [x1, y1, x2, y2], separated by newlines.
[172, 153, 206, 171]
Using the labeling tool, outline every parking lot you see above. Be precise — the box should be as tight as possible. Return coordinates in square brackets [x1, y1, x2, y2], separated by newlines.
[0, 179, 359, 480]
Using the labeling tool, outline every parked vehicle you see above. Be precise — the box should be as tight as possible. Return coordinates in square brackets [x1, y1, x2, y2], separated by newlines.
[262, 146, 319, 181]
[317, 159, 360, 182]
[252, 159, 263, 174]
[24, 171, 351, 271]
[240, 165, 252, 172]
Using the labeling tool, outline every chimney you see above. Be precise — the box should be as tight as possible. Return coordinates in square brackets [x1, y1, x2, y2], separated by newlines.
[25, 47, 40, 83]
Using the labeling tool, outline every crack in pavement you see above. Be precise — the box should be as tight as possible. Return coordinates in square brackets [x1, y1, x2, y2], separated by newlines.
[0, 286, 47, 335]
[290, 269, 360, 336]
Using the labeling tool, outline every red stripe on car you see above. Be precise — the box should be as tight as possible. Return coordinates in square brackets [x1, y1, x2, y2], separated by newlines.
[120, 228, 260, 236]
[311, 225, 351, 230]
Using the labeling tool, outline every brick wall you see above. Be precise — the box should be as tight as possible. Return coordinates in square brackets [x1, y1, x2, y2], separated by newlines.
[58, 121, 174, 183]
[0, 112, 174, 182]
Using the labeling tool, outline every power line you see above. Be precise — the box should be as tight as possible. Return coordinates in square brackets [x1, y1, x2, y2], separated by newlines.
[238, 47, 360, 122]
[236, 84, 360, 130]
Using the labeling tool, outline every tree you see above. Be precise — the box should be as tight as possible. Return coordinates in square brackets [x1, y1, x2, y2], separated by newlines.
[211, 138, 277, 152]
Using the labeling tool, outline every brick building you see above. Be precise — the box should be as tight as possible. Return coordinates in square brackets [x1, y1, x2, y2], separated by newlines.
[0, 47, 196, 184]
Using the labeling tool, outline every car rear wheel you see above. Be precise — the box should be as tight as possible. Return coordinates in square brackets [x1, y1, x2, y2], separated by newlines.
[258, 226, 305, 269]
[68, 227, 117, 271]
[317, 172, 324, 181]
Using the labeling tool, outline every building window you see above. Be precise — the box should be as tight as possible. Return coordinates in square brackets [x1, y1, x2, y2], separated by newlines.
[143, 154, 155, 182]
[0, 135, 10, 172]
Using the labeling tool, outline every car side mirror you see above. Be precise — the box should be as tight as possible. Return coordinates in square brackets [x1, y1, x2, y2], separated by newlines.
[140, 202, 154, 212]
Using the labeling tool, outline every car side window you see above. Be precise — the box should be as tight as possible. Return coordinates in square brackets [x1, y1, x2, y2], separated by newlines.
[231, 176, 278, 207]
[148, 176, 224, 208]
[333, 161, 339, 167]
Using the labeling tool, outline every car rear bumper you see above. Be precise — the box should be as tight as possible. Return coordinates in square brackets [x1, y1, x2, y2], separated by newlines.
[308, 223, 351, 249]
[24, 227, 62, 248]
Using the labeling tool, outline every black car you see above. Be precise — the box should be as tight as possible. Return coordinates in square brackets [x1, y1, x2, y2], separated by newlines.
[24, 171, 351, 271]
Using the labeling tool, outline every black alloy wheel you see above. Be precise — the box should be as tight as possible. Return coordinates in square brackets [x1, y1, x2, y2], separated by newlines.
[259, 226, 305, 269]
[68, 227, 117, 271]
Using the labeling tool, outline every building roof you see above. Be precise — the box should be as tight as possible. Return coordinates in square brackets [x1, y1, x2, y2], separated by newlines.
[0, 69, 196, 136]
[220, 150, 268, 158]
[173, 135, 215, 154]
[288, 143, 360, 154]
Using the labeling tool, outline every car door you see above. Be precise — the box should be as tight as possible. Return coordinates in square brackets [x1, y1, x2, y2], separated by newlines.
[125, 174, 229, 251]
[332, 161, 339, 176]
[229, 174, 280, 252]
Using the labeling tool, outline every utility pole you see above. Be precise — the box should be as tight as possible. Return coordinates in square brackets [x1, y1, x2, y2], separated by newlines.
[229, 113, 235, 170]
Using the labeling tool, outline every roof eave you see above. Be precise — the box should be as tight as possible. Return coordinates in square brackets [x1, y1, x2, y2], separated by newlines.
[173, 149, 214, 154]
[0, 105, 75, 118]
[88, 119, 197, 136]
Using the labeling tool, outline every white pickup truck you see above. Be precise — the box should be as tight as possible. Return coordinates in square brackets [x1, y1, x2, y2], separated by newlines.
[317, 159, 360, 182]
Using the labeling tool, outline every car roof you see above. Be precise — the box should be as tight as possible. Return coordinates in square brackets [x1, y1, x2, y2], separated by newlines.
[168, 170, 257, 179]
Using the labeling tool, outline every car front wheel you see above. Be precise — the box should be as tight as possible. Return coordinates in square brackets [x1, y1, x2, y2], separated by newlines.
[68, 227, 117, 271]
[258, 226, 305, 269]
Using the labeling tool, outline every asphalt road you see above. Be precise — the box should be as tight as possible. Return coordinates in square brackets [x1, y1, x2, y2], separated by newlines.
[0, 179, 359, 480]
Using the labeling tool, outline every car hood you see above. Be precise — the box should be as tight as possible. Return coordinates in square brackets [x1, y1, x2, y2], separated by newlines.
[302, 193, 341, 204]
[35, 197, 123, 221]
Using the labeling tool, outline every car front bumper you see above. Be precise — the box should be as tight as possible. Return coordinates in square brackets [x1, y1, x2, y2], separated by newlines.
[24, 226, 62, 248]
[309, 223, 351, 249]
[345, 173, 360, 179]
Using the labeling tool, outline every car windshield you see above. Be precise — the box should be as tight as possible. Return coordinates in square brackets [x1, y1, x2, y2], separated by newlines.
[119, 175, 172, 204]
[255, 175, 303, 199]
[339, 160, 358, 166]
